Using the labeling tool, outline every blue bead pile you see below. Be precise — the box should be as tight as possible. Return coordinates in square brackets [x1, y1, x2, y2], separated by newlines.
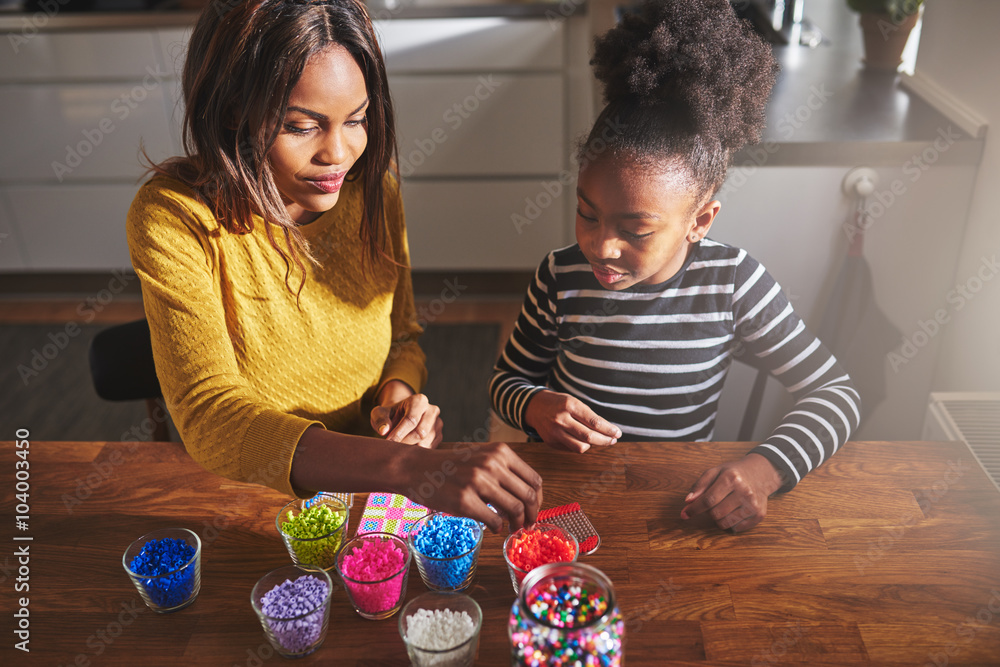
[260, 575, 330, 654]
[411, 515, 481, 590]
[129, 538, 197, 608]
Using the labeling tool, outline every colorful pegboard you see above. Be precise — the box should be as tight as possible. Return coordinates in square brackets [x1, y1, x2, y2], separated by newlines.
[356, 493, 429, 538]
[537, 502, 600, 555]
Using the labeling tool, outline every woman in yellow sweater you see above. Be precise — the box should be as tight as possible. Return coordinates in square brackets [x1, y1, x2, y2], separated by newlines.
[126, 0, 541, 531]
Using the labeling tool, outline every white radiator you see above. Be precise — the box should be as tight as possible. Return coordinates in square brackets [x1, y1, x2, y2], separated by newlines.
[923, 392, 1000, 492]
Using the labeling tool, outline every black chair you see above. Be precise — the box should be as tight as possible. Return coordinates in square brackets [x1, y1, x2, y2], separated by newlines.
[88, 319, 169, 441]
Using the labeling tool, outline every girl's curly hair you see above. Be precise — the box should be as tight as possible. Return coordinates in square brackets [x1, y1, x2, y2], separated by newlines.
[581, 0, 779, 203]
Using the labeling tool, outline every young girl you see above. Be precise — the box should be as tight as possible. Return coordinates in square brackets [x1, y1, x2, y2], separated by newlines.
[127, 0, 541, 532]
[490, 0, 859, 532]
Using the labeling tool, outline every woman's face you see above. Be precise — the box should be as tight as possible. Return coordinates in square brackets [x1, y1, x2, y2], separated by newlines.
[575, 155, 719, 290]
[269, 45, 369, 225]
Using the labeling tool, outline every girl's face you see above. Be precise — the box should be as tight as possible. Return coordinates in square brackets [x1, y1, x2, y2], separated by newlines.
[575, 155, 720, 290]
[269, 45, 369, 225]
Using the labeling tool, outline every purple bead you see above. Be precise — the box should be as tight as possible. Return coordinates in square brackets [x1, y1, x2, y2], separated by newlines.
[259, 575, 329, 654]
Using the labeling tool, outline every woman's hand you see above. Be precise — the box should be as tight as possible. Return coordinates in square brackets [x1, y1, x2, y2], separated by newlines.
[680, 453, 783, 532]
[370, 380, 443, 449]
[524, 389, 621, 453]
[402, 441, 543, 533]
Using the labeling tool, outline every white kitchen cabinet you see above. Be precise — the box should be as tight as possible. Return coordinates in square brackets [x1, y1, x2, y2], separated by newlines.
[378, 17, 563, 71]
[6, 184, 138, 270]
[0, 30, 161, 82]
[0, 191, 27, 270]
[0, 16, 586, 272]
[0, 27, 180, 270]
[0, 82, 175, 181]
[391, 74, 564, 177]
[711, 163, 979, 443]
[403, 179, 566, 270]
[379, 16, 587, 270]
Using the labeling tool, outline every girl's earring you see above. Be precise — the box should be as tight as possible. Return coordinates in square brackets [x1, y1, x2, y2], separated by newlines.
[689, 234, 701, 243]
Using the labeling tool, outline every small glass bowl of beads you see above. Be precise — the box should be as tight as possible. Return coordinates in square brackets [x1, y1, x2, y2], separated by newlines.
[251, 564, 334, 658]
[335, 531, 411, 620]
[276, 493, 349, 571]
[502, 522, 578, 595]
[122, 527, 202, 613]
[407, 513, 484, 592]
[508, 562, 624, 666]
[399, 591, 483, 667]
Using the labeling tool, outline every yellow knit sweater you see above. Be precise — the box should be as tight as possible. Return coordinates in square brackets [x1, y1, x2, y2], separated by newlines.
[126, 173, 426, 497]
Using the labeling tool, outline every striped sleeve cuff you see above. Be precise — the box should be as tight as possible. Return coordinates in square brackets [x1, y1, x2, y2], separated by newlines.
[242, 410, 326, 498]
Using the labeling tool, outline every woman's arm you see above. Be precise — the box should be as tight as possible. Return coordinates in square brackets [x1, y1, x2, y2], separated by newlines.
[291, 426, 541, 532]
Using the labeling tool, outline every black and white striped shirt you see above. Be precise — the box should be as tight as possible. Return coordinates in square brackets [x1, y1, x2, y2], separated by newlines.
[490, 239, 861, 491]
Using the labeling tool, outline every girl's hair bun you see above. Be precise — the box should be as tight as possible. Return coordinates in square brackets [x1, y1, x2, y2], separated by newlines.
[592, 0, 778, 151]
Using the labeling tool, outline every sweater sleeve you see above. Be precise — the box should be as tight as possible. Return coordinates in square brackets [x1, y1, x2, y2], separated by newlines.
[378, 174, 427, 395]
[489, 252, 560, 433]
[126, 180, 322, 498]
[731, 251, 862, 492]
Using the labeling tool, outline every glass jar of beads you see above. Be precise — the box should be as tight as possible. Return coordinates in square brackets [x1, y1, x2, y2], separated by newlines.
[508, 562, 624, 666]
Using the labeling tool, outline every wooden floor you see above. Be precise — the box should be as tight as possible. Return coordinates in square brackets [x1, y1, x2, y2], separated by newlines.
[0, 296, 528, 443]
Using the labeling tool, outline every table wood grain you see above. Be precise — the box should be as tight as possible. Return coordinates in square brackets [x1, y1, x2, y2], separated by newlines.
[2, 439, 999, 666]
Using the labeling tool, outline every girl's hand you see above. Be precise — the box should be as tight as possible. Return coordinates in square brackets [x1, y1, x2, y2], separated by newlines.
[402, 442, 543, 533]
[680, 453, 783, 532]
[524, 389, 621, 453]
[370, 380, 443, 449]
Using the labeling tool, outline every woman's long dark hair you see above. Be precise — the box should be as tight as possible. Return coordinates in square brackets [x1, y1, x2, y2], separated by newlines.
[148, 0, 397, 293]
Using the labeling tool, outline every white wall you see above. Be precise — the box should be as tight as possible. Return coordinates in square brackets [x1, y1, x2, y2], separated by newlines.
[916, 1, 1000, 393]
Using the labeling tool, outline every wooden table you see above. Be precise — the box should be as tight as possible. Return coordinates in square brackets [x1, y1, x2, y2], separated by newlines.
[3, 439, 1000, 666]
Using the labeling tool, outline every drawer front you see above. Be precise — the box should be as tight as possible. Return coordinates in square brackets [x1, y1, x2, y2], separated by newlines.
[0, 30, 163, 82]
[0, 190, 27, 270]
[393, 73, 564, 177]
[0, 82, 175, 181]
[403, 179, 569, 271]
[377, 18, 563, 72]
[5, 183, 138, 270]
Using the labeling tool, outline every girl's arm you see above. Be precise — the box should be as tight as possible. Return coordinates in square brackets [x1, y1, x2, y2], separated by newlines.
[731, 253, 861, 491]
[682, 250, 860, 531]
[489, 252, 620, 451]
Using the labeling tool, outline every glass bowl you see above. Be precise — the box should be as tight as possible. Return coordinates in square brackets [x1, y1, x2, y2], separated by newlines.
[399, 591, 482, 667]
[122, 527, 201, 613]
[407, 513, 484, 592]
[502, 522, 579, 594]
[276, 493, 349, 571]
[250, 564, 333, 658]
[335, 531, 410, 620]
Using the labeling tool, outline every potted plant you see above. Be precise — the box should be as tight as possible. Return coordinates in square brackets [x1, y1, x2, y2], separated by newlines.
[847, 0, 924, 71]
